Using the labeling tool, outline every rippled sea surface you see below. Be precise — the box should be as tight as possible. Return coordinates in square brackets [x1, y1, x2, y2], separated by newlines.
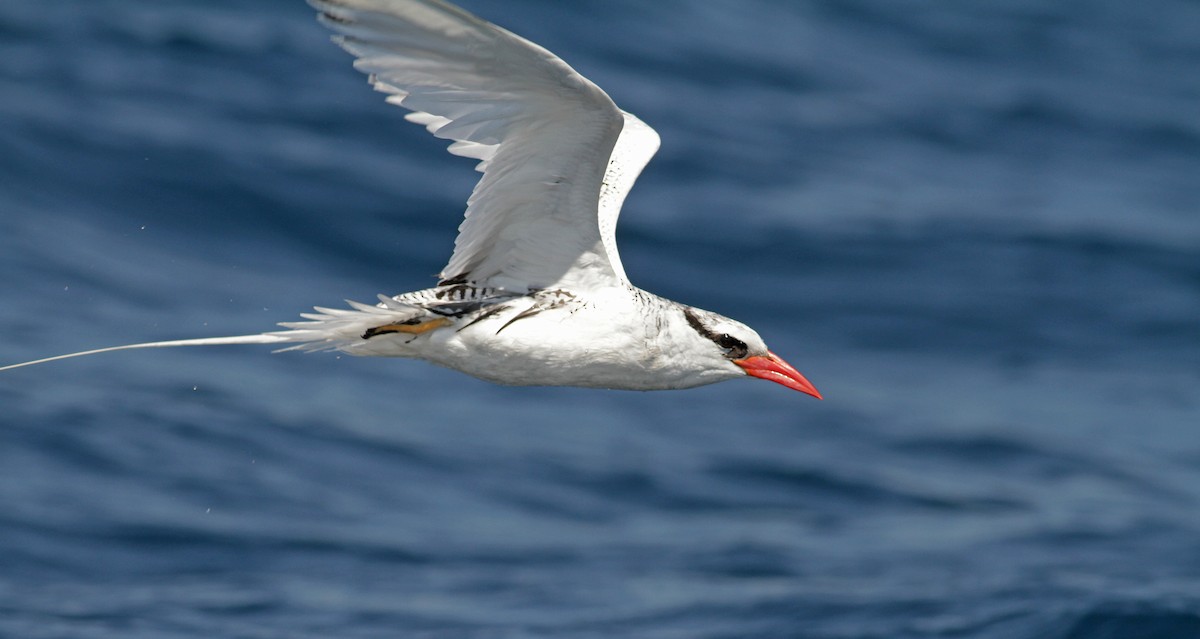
[2, 1, 1198, 637]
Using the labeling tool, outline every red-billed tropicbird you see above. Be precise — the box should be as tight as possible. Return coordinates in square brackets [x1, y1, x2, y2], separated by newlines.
[1, 0, 821, 398]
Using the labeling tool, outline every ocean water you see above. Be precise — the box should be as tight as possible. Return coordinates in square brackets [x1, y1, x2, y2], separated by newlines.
[1, 0, 1198, 637]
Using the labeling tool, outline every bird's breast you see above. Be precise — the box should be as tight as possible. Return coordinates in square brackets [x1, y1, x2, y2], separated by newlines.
[415, 289, 681, 389]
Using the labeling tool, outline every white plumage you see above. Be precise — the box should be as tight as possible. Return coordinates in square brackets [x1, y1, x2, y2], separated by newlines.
[1, 0, 820, 398]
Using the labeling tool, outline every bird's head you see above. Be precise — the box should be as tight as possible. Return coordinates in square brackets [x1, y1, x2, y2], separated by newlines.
[680, 307, 821, 398]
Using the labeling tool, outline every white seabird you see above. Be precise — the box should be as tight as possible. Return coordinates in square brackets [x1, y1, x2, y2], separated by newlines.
[2, 0, 821, 398]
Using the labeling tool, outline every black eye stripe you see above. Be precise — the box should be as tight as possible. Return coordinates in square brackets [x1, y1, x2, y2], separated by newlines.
[716, 333, 749, 359]
[682, 308, 709, 337]
[683, 308, 748, 359]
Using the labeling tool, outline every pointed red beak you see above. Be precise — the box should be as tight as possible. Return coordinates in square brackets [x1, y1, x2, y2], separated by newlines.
[734, 350, 822, 399]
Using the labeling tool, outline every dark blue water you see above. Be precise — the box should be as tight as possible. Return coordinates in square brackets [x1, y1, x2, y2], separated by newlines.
[2, 1, 1198, 637]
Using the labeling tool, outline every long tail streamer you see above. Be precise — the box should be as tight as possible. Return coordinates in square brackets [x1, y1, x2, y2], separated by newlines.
[0, 334, 293, 372]
[0, 295, 432, 372]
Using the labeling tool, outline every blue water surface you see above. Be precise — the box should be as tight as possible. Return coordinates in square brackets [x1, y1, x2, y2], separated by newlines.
[2, 1, 1199, 637]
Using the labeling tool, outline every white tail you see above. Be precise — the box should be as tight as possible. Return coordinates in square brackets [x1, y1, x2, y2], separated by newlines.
[0, 334, 295, 372]
[0, 295, 428, 372]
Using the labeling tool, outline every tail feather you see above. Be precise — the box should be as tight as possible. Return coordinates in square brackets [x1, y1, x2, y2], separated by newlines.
[273, 295, 423, 353]
[0, 334, 294, 372]
[1, 296, 427, 371]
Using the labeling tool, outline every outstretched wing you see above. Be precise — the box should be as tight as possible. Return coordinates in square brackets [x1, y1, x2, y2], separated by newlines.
[310, 0, 659, 292]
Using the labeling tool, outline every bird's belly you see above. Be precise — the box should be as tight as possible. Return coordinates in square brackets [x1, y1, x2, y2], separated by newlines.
[418, 313, 684, 390]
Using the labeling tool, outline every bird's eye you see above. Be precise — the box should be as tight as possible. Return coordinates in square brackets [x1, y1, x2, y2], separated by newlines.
[715, 333, 748, 359]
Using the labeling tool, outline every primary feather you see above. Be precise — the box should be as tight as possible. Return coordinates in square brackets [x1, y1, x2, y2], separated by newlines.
[311, 0, 658, 292]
